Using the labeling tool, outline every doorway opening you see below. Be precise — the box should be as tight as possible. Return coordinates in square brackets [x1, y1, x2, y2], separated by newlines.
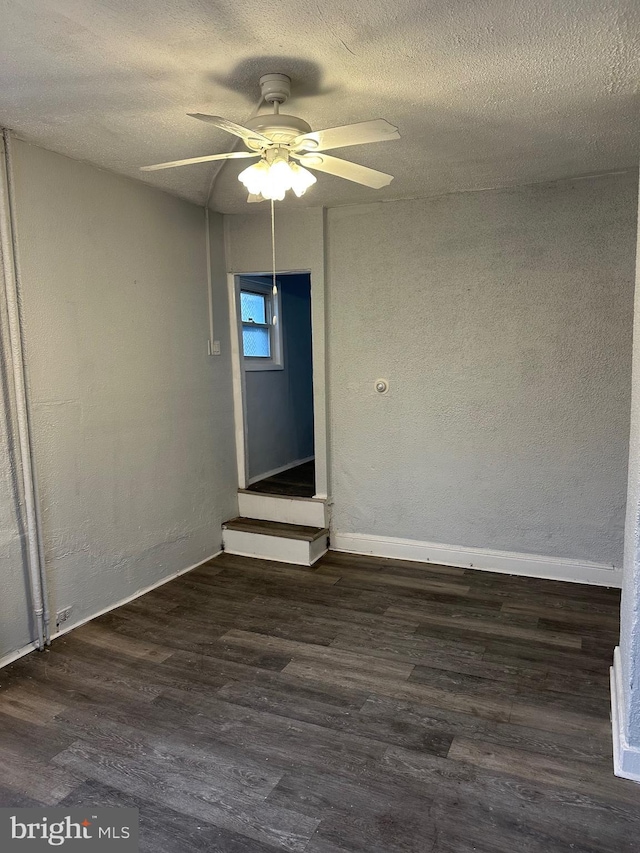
[233, 272, 315, 498]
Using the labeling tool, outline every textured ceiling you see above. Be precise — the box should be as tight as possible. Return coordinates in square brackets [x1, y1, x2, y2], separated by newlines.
[1, 0, 639, 213]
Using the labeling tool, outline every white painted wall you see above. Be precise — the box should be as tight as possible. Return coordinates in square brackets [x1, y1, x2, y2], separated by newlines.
[224, 171, 637, 577]
[0, 139, 237, 660]
[328, 173, 636, 571]
[244, 274, 314, 482]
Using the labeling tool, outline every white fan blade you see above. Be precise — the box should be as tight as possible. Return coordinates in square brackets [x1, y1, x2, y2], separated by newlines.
[292, 152, 394, 189]
[140, 151, 259, 171]
[291, 119, 399, 153]
[188, 114, 272, 149]
[247, 193, 266, 203]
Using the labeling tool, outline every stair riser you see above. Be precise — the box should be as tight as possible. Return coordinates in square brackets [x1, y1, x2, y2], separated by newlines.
[222, 529, 328, 566]
[238, 492, 327, 527]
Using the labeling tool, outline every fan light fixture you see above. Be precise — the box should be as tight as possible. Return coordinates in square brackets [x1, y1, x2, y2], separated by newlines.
[140, 73, 400, 206]
[238, 152, 316, 201]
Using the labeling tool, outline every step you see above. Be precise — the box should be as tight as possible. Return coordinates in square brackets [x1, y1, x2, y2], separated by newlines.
[238, 489, 327, 527]
[222, 517, 329, 566]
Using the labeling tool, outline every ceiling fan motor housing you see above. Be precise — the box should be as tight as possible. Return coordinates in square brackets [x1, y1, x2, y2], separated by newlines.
[259, 73, 291, 105]
[245, 113, 312, 146]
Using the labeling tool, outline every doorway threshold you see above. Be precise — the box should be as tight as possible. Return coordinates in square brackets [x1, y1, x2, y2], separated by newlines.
[247, 460, 315, 498]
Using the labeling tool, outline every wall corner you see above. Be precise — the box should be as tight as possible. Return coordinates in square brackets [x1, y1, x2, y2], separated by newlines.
[611, 646, 640, 783]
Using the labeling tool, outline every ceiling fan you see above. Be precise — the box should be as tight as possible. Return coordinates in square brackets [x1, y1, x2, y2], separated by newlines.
[141, 73, 400, 202]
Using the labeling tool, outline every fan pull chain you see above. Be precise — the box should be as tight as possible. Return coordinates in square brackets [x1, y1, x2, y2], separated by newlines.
[271, 199, 278, 324]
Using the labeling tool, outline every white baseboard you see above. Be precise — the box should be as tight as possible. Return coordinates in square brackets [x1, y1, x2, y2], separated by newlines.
[0, 640, 40, 670]
[0, 549, 222, 671]
[611, 646, 640, 782]
[331, 532, 622, 587]
[247, 456, 314, 486]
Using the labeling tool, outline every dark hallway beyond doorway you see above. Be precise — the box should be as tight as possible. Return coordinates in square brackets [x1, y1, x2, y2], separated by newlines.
[247, 460, 315, 498]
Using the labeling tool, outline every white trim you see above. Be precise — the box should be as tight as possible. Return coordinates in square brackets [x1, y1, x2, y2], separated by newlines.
[0, 640, 40, 670]
[222, 529, 327, 566]
[239, 278, 284, 371]
[0, 550, 222, 671]
[227, 272, 248, 489]
[309, 534, 329, 565]
[310, 209, 329, 499]
[238, 491, 327, 527]
[242, 359, 285, 372]
[331, 532, 622, 587]
[611, 646, 640, 782]
[246, 455, 315, 486]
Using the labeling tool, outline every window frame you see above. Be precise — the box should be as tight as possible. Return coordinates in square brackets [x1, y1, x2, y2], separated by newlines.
[239, 280, 283, 371]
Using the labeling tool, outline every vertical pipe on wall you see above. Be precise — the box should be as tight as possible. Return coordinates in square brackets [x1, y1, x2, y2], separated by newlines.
[205, 207, 215, 352]
[0, 129, 50, 649]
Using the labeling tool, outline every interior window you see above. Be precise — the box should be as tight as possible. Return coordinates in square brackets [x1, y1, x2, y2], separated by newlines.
[241, 290, 271, 358]
[239, 282, 283, 369]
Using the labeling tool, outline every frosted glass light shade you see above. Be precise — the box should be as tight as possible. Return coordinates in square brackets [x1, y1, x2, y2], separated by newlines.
[238, 160, 269, 195]
[238, 158, 316, 201]
[289, 163, 317, 197]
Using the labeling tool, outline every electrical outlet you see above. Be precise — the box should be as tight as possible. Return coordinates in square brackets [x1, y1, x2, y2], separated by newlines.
[56, 606, 72, 628]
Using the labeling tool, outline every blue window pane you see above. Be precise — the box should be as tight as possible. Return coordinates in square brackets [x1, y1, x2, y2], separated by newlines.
[241, 291, 266, 324]
[243, 325, 271, 357]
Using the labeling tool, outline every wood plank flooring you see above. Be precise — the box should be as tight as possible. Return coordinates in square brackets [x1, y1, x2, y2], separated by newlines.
[0, 550, 638, 852]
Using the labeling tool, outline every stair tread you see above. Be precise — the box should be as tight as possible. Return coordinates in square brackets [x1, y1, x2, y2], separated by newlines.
[223, 517, 328, 542]
[237, 489, 324, 504]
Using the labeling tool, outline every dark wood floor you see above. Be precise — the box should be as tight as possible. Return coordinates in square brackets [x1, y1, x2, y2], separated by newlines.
[1, 550, 638, 852]
[247, 460, 315, 497]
